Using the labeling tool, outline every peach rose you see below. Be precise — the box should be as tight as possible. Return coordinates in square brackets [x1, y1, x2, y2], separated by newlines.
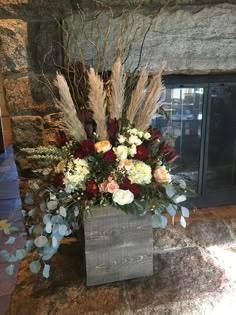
[101, 180, 109, 192]
[118, 159, 134, 172]
[107, 181, 119, 194]
[95, 140, 112, 153]
[153, 166, 171, 184]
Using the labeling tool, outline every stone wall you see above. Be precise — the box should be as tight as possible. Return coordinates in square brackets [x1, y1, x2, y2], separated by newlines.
[0, 0, 235, 176]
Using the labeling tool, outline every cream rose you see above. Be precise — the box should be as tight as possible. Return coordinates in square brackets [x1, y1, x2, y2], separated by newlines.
[154, 166, 171, 184]
[112, 189, 134, 205]
[128, 135, 142, 146]
[144, 132, 151, 140]
[95, 140, 112, 153]
[128, 144, 137, 157]
[113, 145, 129, 160]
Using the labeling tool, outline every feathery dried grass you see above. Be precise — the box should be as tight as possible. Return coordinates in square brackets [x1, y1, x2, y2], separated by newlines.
[108, 57, 126, 120]
[55, 72, 87, 142]
[135, 63, 165, 131]
[126, 69, 148, 125]
[88, 68, 108, 140]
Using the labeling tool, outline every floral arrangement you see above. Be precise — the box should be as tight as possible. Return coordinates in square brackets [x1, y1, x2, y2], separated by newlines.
[0, 58, 189, 278]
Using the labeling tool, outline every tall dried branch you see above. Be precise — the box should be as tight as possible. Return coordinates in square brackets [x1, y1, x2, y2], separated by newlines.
[126, 68, 148, 125]
[88, 68, 108, 140]
[108, 57, 126, 120]
[135, 63, 165, 131]
[54, 72, 87, 142]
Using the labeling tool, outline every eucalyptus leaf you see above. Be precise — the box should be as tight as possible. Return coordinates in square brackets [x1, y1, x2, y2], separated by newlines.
[29, 260, 41, 274]
[180, 216, 187, 228]
[51, 215, 64, 224]
[178, 179, 187, 189]
[165, 184, 175, 198]
[45, 221, 52, 234]
[21, 209, 27, 217]
[52, 236, 58, 248]
[5, 236, 16, 245]
[42, 245, 56, 261]
[47, 200, 58, 211]
[43, 214, 51, 225]
[166, 204, 177, 217]
[8, 226, 19, 233]
[43, 264, 50, 279]
[9, 254, 17, 263]
[24, 192, 34, 205]
[173, 195, 187, 204]
[40, 202, 46, 211]
[16, 249, 26, 260]
[28, 226, 34, 234]
[74, 207, 79, 217]
[59, 206, 67, 218]
[181, 207, 190, 218]
[25, 240, 34, 252]
[151, 213, 162, 228]
[34, 235, 48, 248]
[59, 224, 68, 236]
[5, 264, 14, 275]
[160, 215, 168, 228]
[0, 250, 10, 261]
[28, 209, 36, 217]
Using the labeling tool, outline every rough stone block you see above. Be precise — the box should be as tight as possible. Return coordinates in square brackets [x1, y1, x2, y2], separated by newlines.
[11, 116, 44, 148]
[0, 19, 28, 74]
[27, 20, 62, 73]
[64, 3, 236, 73]
[43, 112, 64, 129]
[4, 76, 57, 116]
[43, 127, 60, 146]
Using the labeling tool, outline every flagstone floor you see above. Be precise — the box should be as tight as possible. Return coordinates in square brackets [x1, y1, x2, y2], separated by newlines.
[1, 147, 236, 314]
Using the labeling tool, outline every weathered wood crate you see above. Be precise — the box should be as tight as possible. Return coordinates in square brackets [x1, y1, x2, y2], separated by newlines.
[83, 206, 153, 286]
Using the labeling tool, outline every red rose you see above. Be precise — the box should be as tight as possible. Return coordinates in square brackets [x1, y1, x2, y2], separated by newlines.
[135, 145, 149, 161]
[103, 149, 116, 161]
[150, 128, 162, 141]
[120, 177, 141, 197]
[52, 173, 64, 188]
[86, 179, 100, 196]
[81, 139, 95, 156]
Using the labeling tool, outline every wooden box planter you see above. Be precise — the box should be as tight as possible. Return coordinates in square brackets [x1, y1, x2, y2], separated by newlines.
[83, 206, 153, 286]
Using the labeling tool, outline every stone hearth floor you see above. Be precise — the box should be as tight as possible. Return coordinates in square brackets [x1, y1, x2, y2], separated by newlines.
[3, 205, 236, 315]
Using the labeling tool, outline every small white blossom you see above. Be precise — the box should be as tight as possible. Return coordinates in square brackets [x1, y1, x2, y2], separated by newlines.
[144, 132, 151, 140]
[113, 145, 129, 160]
[128, 144, 137, 157]
[118, 135, 126, 144]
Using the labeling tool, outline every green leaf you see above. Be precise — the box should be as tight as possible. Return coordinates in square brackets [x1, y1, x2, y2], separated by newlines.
[74, 207, 79, 217]
[16, 249, 26, 260]
[180, 216, 187, 228]
[45, 221, 52, 234]
[24, 192, 34, 205]
[43, 214, 51, 225]
[165, 184, 175, 198]
[43, 264, 50, 279]
[160, 215, 168, 228]
[47, 200, 58, 211]
[5, 236, 16, 245]
[5, 264, 14, 275]
[9, 255, 17, 263]
[8, 226, 19, 233]
[59, 206, 67, 218]
[29, 260, 41, 274]
[42, 245, 56, 261]
[0, 250, 10, 261]
[21, 209, 27, 217]
[34, 235, 48, 248]
[181, 207, 189, 218]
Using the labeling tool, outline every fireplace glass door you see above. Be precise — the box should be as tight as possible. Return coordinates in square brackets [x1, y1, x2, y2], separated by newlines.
[152, 79, 236, 207]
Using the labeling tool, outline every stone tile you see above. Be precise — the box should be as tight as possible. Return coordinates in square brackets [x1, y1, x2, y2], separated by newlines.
[4, 76, 57, 117]
[126, 247, 227, 313]
[11, 116, 44, 148]
[0, 19, 28, 74]
[0, 262, 19, 296]
[0, 294, 11, 315]
[186, 220, 235, 247]
[224, 218, 236, 238]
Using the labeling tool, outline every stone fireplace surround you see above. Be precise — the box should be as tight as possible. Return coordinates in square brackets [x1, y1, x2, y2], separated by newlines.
[0, 0, 235, 177]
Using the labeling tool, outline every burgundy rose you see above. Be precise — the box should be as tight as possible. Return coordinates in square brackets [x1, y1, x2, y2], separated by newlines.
[86, 179, 100, 196]
[150, 128, 162, 141]
[165, 151, 178, 164]
[55, 130, 67, 148]
[107, 118, 119, 145]
[120, 177, 141, 197]
[52, 173, 64, 188]
[135, 145, 149, 161]
[160, 142, 174, 156]
[81, 139, 95, 156]
[103, 149, 116, 161]
[74, 148, 84, 159]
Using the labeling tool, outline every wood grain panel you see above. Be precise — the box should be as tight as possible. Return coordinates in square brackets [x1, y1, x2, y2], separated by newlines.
[84, 207, 153, 286]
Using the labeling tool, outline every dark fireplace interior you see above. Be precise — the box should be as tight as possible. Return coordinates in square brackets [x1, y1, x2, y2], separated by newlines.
[152, 75, 236, 207]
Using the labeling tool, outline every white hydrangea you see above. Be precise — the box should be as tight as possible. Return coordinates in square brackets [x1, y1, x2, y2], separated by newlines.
[63, 159, 90, 193]
[118, 135, 126, 144]
[127, 128, 138, 135]
[143, 132, 151, 140]
[128, 161, 152, 185]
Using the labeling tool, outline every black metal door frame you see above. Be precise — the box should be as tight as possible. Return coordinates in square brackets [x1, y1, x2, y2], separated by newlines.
[163, 74, 236, 207]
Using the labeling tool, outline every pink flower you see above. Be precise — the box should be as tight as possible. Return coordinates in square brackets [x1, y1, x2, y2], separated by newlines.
[101, 180, 109, 192]
[107, 181, 119, 194]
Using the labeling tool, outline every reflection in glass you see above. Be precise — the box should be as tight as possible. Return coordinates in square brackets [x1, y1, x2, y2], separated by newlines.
[152, 87, 204, 195]
[207, 86, 236, 192]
